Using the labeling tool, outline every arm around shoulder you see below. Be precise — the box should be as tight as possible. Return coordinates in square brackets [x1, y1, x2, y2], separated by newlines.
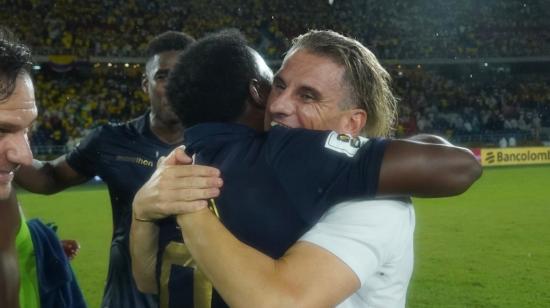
[377, 137, 482, 197]
[15, 156, 90, 194]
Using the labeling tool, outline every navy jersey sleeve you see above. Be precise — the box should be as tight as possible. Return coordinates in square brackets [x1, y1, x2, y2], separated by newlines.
[65, 126, 104, 178]
[266, 126, 388, 223]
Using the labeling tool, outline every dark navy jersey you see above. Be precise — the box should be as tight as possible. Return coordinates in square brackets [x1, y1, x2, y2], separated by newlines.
[157, 123, 388, 308]
[67, 112, 177, 308]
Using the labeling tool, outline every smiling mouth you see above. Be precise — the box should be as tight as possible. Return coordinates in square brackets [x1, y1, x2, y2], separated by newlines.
[270, 121, 291, 128]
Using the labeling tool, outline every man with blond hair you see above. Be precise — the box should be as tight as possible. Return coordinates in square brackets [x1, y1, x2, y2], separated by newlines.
[132, 29, 481, 308]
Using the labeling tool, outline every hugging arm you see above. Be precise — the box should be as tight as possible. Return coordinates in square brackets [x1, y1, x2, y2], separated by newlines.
[176, 209, 359, 308]
[378, 135, 482, 197]
[130, 149, 221, 294]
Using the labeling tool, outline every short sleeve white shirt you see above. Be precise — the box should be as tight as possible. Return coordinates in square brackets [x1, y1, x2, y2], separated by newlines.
[299, 199, 415, 308]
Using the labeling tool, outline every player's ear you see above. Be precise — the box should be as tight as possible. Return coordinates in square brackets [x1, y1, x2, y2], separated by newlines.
[248, 79, 266, 110]
[141, 75, 149, 94]
[339, 108, 367, 136]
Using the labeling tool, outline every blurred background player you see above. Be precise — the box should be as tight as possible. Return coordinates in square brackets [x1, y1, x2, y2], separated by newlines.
[15, 31, 195, 308]
[0, 27, 85, 308]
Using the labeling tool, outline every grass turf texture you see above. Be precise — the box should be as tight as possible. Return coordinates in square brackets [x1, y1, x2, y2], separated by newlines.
[18, 165, 550, 307]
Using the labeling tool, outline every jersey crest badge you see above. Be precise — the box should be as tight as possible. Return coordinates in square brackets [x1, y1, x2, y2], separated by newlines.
[324, 132, 368, 157]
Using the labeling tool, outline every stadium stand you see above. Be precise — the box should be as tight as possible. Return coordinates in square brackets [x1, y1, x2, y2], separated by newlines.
[2, 0, 550, 59]
[2, 0, 549, 154]
[29, 63, 149, 155]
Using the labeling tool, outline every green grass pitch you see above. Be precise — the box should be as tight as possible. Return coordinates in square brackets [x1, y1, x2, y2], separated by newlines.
[18, 165, 550, 307]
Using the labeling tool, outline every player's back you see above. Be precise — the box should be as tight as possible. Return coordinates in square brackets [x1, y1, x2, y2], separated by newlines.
[157, 122, 388, 308]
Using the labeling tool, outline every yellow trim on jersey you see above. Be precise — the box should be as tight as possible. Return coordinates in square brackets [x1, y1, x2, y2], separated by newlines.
[208, 199, 220, 218]
[160, 241, 213, 308]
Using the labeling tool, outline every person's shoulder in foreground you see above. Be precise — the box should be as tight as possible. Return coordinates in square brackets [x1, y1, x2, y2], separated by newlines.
[0, 27, 37, 308]
[300, 199, 415, 308]
[1, 27, 85, 308]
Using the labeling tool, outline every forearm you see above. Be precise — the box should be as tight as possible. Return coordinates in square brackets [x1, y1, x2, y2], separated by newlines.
[15, 158, 87, 194]
[15, 159, 63, 194]
[378, 139, 482, 197]
[407, 136, 483, 193]
[129, 215, 159, 294]
[129, 147, 221, 293]
[410, 144, 480, 196]
[177, 210, 299, 308]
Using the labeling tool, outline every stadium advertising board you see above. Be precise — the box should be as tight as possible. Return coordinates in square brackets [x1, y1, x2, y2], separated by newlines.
[480, 147, 550, 167]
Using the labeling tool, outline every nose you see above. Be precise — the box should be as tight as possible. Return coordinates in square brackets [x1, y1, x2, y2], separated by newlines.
[5, 132, 33, 167]
[267, 88, 295, 120]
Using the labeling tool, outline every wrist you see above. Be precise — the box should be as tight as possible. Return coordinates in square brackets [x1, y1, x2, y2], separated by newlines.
[176, 207, 211, 228]
[133, 204, 155, 223]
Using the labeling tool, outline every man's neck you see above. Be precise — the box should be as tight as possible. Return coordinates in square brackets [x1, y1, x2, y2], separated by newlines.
[149, 116, 184, 145]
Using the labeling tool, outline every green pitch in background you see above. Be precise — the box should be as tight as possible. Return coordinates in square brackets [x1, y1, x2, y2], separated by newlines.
[19, 165, 550, 307]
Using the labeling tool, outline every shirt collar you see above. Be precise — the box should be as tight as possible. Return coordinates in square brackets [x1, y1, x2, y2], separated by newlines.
[184, 122, 257, 153]
[132, 110, 151, 135]
[136, 111, 179, 147]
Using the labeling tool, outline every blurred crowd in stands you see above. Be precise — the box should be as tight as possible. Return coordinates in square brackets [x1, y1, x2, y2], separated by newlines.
[393, 67, 549, 145]
[3, 0, 550, 59]
[31, 64, 148, 150]
[3, 0, 549, 152]
[29, 63, 549, 151]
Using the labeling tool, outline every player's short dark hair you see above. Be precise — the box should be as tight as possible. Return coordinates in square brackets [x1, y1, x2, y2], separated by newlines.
[166, 29, 259, 127]
[146, 31, 195, 59]
[0, 28, 32, 101]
